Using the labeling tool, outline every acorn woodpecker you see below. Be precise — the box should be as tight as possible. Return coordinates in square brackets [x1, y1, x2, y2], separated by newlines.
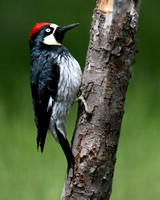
[29, 22, 82, 171]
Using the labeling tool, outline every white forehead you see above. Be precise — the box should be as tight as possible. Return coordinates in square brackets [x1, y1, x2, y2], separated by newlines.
[50, 24, 59, 29]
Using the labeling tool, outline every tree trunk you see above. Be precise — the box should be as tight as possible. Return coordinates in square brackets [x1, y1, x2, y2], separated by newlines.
[61, 0, 141, 199]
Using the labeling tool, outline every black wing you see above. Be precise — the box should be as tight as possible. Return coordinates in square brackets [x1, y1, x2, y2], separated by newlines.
[30, 57, 60, 152]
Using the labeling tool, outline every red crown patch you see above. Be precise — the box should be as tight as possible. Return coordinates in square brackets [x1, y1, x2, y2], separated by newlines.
[30, 22, 51, 38]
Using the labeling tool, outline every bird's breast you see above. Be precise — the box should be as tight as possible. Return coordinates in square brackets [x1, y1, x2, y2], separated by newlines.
[56, 54, 82, 102]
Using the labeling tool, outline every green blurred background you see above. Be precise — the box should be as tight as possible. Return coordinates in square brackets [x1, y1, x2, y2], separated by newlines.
[0, 1, 160, 199]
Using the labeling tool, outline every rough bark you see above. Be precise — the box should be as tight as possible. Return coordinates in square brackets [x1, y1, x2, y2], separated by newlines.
[61, 0, 141, 199]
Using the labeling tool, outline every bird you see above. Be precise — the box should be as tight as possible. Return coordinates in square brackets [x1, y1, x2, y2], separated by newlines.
[29, 22, 82, 171]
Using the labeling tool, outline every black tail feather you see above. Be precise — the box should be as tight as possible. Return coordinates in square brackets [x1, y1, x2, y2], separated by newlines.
[36, 104, 52, 153]
[37, 129, 47, 153]
[55, 125, 74, 173]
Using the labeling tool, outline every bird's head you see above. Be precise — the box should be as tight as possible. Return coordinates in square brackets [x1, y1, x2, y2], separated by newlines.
[30, 22, 79, 45]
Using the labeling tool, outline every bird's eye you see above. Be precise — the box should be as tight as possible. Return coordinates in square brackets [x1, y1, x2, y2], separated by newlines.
[46, 28, 51, 33]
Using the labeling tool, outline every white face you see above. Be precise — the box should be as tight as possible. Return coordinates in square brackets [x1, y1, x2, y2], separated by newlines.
[43, 24, 61, 45]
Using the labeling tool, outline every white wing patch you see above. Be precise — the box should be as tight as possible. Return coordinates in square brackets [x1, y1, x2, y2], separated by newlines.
[47, 96, 54, 112]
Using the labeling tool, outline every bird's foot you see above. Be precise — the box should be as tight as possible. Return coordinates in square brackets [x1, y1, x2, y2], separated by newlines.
[76, 95, 89, 113]
[75, 95, 92, 119]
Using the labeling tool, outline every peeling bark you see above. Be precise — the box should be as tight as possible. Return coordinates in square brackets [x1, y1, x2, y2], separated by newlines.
[61, 0, 141, 199]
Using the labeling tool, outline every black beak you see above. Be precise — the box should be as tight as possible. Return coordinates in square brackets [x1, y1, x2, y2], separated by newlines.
[55, 23, 79, 43]
[59, 23, 79, 33]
